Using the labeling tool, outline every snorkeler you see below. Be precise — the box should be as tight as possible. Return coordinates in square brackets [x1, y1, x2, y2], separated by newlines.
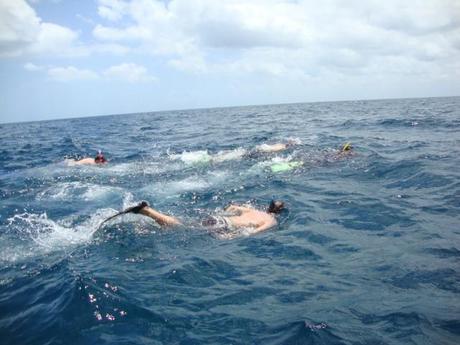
[100, 200, 285, 237]
[269, 141, 355, 172]
[255, 143, 290, 153]
[242, 139, 299, 160]
[338, 142, 354, 156]
[255, 139, 299, 153]
[66, 150, 108, 166]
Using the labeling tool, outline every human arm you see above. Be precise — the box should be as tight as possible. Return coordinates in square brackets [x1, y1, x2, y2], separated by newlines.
[67, 157, 96, 165]
[256, 143, 288, 153]
[139, 206, 182, 227]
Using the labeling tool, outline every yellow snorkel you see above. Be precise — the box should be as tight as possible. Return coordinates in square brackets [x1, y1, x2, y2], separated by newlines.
[341, 142, 352, 152]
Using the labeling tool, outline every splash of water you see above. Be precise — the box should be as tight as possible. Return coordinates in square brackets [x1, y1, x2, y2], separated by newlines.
[169, 150, 212, 165]
[212, 148, 247, 163]
[36, 181, 124, 202]
[2, 208, 117, 262]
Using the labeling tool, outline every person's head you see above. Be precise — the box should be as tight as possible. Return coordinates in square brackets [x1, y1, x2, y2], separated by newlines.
[286, 138, 300, 148]
[268, 200, 285, 214]
[94, 150, 107, 164]
[341, 142, 353, 152]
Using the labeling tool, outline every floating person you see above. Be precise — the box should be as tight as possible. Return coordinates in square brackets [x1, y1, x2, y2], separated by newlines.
[338, 142, 355, 157]
[169, 140, 299, 165]
[316, 141, 355, 163]
[256, 143, 290, 153]
[269, 141, 354, 172]
[255, 139, 300, 153]
[341, 142, 353, 153]
[245, 139, 300, 161]
[99, 200, 285, 238]
[66, 150, 108, 166]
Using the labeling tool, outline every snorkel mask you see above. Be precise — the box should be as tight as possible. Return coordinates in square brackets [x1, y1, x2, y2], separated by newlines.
[95, 150, 107, 163]
[268, 200, 285, 214]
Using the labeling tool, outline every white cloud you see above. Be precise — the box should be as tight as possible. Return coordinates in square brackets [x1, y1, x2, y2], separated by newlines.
[97, 0, 127, 21]
[0, 0, 84, 57]
[24, 62, 44, 71]
[0, 0, 42, 56]
[92, 0, 460, 79]
[90, 42, 131, 55]
[4, 0, 460, 85]
[0, 0, 130, 58]
[168, 55, 207, 74]
[47, 66, 99, 81]
[23, 61, 155, 83]
[32, 22, 83, 56]
[103, 63, 156, 82]
[93, 24, 150, 42]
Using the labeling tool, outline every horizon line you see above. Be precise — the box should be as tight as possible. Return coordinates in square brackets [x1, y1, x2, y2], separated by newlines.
[1, 94, 459, 125]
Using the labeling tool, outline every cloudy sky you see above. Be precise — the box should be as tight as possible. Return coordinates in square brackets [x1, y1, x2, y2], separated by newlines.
[0, 0, 459, 123]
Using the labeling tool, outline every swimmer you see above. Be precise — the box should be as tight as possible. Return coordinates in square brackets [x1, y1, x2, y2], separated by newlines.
[255, 139, 298, 153]
[341, 142, 352, 152]
[244, 139, 299, 159]
[338, 142, 354, 156]
[66, 150, 107, 166]
[100, 200, 285, 237]
[256, 143, 290, 153]
[320, 142, 355, 162]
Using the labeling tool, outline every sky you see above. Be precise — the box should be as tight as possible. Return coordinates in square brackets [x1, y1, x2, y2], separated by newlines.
[0, 0, 459, 123]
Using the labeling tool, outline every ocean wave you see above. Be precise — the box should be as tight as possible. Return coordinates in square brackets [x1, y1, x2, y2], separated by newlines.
[141, 170, 229, 197]
[2, 209, 116, 262]
[169, 150, 212, 165]
[212, 148, 247, 163]
[36, 181, 125, 202]
[1, 97, 460, 345]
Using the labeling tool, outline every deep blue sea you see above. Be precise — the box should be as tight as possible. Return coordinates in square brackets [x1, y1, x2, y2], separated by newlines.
[1, 97, 459, 345]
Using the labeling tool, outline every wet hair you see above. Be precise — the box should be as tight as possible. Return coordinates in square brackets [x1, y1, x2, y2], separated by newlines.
[268, 200, 285, 214]
[202, 216, 218, 227]
[94, 151, 107, 164]
[286, 139, 297, 148]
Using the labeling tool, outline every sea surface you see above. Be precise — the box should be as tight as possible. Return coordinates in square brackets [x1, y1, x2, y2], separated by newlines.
[0, 97, 459, 345]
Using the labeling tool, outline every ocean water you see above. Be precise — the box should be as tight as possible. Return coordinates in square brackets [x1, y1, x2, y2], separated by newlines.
[0, 97, 459, 345]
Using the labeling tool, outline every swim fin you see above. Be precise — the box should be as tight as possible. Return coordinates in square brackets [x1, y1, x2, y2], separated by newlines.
[97, 201, 149, 230]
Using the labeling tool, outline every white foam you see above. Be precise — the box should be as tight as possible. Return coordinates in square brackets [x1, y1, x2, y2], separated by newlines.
[143, 170, 229, 196]
[103, 162, 141, 174]
[286, 137, 302, 145]
[15, 158, 172, 182]
[212, 148, 247, 163]
[100, 160, 182, 176]
[121, 193, 136, 209]
[169, 148, 247, 165]
[212, 226, 259, 240]
[36, 182, 124, 202]
[149, 176, 210, 195]
[3, 208, 116, 262]
[169, 150, 212, 165]
[63, 161, 160, 177]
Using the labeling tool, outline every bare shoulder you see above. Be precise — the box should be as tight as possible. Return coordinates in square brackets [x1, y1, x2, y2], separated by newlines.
[257, 143, 287, 153]
[226, 204, 253, 213]
[73, 157, 96, 165]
